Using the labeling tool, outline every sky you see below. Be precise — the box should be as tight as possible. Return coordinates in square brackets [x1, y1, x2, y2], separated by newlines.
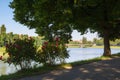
[0, 0, 98, 41]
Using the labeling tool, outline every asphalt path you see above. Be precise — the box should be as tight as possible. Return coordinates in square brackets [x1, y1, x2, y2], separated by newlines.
[18, 57, 120, 80]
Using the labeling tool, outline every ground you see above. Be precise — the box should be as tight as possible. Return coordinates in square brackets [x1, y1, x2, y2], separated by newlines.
[17, 57, 120, 80]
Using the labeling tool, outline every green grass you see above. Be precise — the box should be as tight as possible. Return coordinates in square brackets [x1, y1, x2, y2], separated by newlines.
[67, 46, 80, 48]
[0, 53, 120, 80]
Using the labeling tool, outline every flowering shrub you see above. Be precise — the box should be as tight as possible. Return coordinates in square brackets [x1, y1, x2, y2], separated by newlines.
[4, 37, 37, 69]
[0, 56, 2, 60]
[37, 37, 69, 65]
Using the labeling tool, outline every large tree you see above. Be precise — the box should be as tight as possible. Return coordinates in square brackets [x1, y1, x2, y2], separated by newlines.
[70, 0, 120, 56]
[10, 0, 120, 56]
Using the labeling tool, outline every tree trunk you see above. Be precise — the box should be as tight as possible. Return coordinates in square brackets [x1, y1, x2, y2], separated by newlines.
[103, 31, 111, 56]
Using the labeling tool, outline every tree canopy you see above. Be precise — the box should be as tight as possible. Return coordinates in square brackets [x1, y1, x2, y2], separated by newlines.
[10, 0, 120, 56]
[10, 0, 73, 43]
[68, 0, 120, 56]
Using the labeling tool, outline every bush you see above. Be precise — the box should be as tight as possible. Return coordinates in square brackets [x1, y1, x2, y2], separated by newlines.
[4, 37, 37, 69]
[36, 37, 69, 65]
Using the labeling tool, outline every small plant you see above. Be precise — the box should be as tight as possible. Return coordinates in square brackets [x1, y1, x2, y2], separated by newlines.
[4, 37, 37, 69]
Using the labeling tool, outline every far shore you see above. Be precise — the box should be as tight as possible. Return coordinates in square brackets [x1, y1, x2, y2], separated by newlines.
[67, 45, 120, 48]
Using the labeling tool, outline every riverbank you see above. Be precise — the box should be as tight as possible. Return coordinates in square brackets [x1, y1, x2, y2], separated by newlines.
[0, 53, 120, 80]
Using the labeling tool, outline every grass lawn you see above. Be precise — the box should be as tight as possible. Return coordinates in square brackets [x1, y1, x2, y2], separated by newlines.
[0, 53, 120, 80]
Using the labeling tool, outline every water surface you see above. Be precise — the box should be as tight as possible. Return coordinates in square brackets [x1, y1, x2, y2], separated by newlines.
[66, 48, 120, 62]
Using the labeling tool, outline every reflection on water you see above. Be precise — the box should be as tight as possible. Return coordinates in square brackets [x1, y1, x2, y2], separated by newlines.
[0, 48, 120, 76]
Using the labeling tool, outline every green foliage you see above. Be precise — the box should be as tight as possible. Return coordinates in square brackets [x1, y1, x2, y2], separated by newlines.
[0, 24, 6, 34]
[0, 25, 7, 46]
[69, 41, 81, 44]
[34, 36, 44, 47]
[0, 25, 43, 47]
[36, 37, 69, 65]
[96, 38, 104, 46]
[93, 38, 97, 43]
[4, 37, 37, 69]
[82, 37, 87, 44]
[95, 38, 120, 46]
[9, 0, 73, 42]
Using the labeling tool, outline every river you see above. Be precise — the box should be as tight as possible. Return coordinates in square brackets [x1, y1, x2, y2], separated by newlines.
[0, 48, 120, 76]
[66, 48, 120, 62]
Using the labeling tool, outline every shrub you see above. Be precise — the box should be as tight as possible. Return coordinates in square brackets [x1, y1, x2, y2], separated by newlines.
[36, 37, 69, 65]
[4, 37, 37, 69]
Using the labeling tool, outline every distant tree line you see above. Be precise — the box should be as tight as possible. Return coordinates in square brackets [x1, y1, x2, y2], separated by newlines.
[93, 38, 120, 46]
[0, 25, 43, 47]
[69, 37, 120, 46]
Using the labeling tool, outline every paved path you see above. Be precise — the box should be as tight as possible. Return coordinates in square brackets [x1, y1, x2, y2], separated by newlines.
[18, 57, 120, 80]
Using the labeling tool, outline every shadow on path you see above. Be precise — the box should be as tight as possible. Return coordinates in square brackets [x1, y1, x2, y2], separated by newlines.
[18, 57, 120, 80]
